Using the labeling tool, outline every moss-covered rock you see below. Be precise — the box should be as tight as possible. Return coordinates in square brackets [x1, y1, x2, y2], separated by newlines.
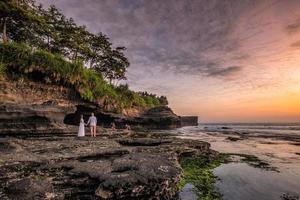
[179, 154, 228, 200]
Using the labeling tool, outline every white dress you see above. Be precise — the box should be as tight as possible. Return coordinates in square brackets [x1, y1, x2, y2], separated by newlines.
[78, 119, 85, 137]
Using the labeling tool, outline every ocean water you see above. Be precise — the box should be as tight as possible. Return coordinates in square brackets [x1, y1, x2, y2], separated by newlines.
[176, 123, 300, 200]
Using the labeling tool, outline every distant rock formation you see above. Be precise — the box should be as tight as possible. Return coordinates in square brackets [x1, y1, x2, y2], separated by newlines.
[122, 106, 182, 129]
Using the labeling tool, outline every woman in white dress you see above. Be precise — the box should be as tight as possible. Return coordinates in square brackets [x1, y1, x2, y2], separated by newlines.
[78, 114, 85, 137]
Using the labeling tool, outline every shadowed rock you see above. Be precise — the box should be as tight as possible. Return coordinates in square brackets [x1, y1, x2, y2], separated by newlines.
[116, 138, 171, 146]
[77, 148, 130, 161]
[0, 139, 15, 152]
[6, 177, 53, 200]
[0, 135, 213, 199]
[0, 103, 75, 135]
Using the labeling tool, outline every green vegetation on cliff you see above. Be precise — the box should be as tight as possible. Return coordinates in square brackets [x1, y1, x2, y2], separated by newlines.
[0, 0, 168, 112]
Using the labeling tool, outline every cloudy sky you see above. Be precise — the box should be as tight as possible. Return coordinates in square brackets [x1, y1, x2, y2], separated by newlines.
[37, 0, 300, 123]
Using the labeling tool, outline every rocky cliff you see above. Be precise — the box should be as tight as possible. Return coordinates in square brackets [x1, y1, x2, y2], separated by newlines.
[64, 104, 182, 129]
[0, 102, 75, 135]
[0, 80, 77, 135]
[0, 80, 196, 135]
[0, 79, 208, 200]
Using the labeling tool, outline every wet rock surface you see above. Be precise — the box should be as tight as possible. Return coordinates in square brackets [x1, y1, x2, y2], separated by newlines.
[0, 132, 213, 200]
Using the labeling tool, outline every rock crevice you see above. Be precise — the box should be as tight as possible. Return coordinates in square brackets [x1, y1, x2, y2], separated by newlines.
[0, 134, 214, 199]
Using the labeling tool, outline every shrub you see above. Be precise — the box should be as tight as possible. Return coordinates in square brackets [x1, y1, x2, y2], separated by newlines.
[81, 89, 94, 101]
[0, 62, 6, 80]
[0, 42, 167, 112]
[132, 93, 146, 107]
[0, 42, 31, 72]
[0, 42, 85, 85]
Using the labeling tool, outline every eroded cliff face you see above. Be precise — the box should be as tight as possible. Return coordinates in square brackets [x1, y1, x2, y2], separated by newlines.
[0, 80, 189, 135]
[0, 102, 76, 135]
[0, 80, 78, 135]
[65, 104, 182, 129]
[0, 79, 79, 105]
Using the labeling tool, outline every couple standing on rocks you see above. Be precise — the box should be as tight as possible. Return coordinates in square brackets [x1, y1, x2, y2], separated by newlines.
[78, 113, 97, 137]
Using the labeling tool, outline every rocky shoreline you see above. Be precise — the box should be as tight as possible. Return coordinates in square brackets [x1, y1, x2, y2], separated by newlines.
[0, 131, 217, 199]
[0, 80, 206, 199]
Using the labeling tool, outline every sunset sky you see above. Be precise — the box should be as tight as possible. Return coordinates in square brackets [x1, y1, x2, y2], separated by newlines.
[38, 0, 300, 123]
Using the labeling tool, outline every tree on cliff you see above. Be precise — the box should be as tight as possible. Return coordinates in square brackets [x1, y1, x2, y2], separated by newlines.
[158, 96, 168, 105]
[0, 0, 168, 109]
[0, 0, 129, 83]
[37, 5, 92, 61]
[93, 46, 129, 84]
[88, 33, 111, 68]
[0, 0, 45, 44]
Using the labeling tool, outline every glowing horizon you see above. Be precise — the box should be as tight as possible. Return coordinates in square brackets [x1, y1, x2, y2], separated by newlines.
[37, 0, 300, 123]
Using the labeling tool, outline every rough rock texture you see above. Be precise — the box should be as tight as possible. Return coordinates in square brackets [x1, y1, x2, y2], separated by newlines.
[0, 133, 214, 200]
[64, 104, 120, 127]
[0, 80, 79, 104]
[0, 71, 209, 199]
[0, 80, 79, 135]
[0, 102, 75, 135]
[116, 138, 172, 146]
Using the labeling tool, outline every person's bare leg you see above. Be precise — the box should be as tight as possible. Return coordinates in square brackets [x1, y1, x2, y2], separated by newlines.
[94, 126, 96, 137]
[90, 126, 93, 137]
